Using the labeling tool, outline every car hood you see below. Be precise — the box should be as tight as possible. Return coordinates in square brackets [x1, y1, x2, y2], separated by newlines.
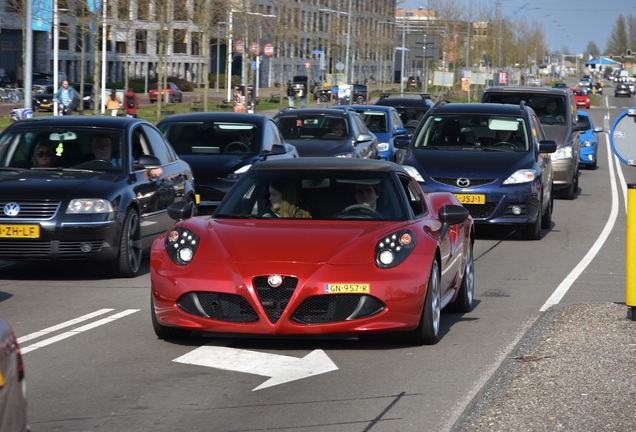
[408, 149, 533, 179]
[372, 132, 392, 142]
[189, 218, 409, 265]
[0, 169, 124, 201]
[284, 138, 355, 157]
[541, 124, 570, 147]
[179, 155, 256, 180]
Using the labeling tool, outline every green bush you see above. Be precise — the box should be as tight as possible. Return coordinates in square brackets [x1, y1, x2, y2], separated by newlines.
[208, 73, 241, 89]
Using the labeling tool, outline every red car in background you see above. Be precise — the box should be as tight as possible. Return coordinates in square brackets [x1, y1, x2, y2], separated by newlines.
[570, 87, 590, 109]
[151, 158, 475, 345]
[149, 82, 183, 103]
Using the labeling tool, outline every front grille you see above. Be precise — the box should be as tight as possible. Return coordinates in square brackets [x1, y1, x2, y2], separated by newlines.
[0, 240, 51, 257]
[463, 203, 498, 219]
[0, 200, 60, 219]
[254, 276, 298, 324]
[431, 177, 497, 188]
[292, 295, 364, 324]
[195, 292, 258, 323]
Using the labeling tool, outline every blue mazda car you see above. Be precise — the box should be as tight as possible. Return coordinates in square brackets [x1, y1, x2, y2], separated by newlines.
[577, 111, 603, 170]
[395, 102, 557, 240]
[330, 105, 408, 163]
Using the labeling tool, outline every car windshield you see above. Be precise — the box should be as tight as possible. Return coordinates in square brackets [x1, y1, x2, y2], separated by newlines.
[215, 170, 408, 221]
[159, 121, 260, 156]
[484, 93, 567, 124]
[275, 115, 351, 140]
[0, 127, 124, 171]
[412, 115, 529, 151]
[359, 111, 388, 133]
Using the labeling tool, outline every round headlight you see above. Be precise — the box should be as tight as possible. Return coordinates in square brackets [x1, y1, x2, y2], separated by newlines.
[378, 249, 395, 265]
[178, 247, 194, 262]
[168, 230, 179, 243]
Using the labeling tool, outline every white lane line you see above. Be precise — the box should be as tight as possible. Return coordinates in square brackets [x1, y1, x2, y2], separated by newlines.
[17, 308, 115, 344]
[20, 309, 139, 354]
[540, 133, 619, 311]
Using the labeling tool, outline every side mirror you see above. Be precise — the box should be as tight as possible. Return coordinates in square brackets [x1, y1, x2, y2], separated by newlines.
[394, 134, 411, 149]
[356, 132, 374, 143]
[264, 144, 287, 157]
[538, 140, 557, 153]
[438, 205, 470, 239]
[134, 154, 161, 170]
[593, 125, 604, 133]
[394, 127, 408, 136]
[573, 119, 588, 132]
[168, 201, 195, 221]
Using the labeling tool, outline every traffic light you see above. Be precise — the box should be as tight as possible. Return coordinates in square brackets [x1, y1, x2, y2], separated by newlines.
[609, 53, 613, 60]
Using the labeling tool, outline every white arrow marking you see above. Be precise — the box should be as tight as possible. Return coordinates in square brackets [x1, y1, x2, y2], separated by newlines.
[173, 341, 338, 391]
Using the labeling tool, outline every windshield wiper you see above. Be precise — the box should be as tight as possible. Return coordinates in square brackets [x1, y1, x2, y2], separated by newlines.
[415, 145, 442, 150]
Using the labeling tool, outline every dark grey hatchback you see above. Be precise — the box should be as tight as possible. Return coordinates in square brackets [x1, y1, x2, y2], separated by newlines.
[0, 117, 195, 277]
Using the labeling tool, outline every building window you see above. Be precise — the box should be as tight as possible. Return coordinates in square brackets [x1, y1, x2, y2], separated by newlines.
[75, 27, 90, 52]
[136, 30, 147, 54]
[137, 0, 149, 21]
[116, 41, 126, 53]
[173, 29, 187, 54]
[118, 0, 130, 20]
[173, 0, 187, 21]
[52, 23, 70, 50]
[191, 32, 201, 56]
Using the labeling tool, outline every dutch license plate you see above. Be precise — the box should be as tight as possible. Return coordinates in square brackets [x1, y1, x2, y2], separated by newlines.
[325, 283, 370, 294]
[454, 194, 486, 205]
[0, 225, 40, 238]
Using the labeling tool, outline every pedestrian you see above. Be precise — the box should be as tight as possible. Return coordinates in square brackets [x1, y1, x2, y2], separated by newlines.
[124, 88, 139, 118]
[286, 83, 295, 107]
[53, 80, 78, 115]
[299, 84, 306, 108]
[332, 84, 338, 104]
[106, 89, 121, 116]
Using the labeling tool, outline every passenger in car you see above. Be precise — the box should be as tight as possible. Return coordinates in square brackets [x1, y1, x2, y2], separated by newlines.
[32, 142, 57, 167]
[262, 178, 311, 219]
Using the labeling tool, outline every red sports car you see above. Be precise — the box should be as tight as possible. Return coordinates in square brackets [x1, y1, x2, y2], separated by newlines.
[151, 158, 475, 345]
[570, 87, 590, 109]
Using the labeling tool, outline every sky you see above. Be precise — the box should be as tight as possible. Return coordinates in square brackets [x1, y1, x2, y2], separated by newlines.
[402, 0, 635, 56]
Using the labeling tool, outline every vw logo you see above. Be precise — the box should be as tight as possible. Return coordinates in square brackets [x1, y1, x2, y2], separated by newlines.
[456, 178, 471, 188]
[3, 202, 20, 217]
[267, 274, 283, 288]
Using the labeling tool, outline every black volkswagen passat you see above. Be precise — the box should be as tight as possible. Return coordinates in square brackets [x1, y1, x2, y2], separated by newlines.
[0, 116, 195, 277]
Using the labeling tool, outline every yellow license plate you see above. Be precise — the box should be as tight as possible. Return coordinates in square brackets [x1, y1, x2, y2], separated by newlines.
[454, 194, 486, 204]
[325, 283, 370, 294]
[0, 225, 40, 238]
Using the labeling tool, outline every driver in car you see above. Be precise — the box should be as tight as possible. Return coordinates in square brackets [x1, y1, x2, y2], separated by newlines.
[91, 135, 121, 168]
[542, 98, 565, 123]
[494, 130, 522, 149]
[354, 184, 380, 210]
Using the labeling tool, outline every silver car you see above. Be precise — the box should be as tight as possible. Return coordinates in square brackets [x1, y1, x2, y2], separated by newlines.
[0, 318, 27, 432]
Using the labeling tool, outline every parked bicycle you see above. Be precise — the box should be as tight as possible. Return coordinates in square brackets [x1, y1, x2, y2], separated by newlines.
[0, 87, 21, 104]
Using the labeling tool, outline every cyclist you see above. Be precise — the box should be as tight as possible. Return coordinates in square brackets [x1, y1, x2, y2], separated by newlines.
[53, 80, 78, 115]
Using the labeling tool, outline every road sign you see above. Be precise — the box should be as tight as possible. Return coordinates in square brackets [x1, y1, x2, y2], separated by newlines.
[303, 61, 310, 70]
[250, 42, 260, 55]
[312, 50, 324, 55]
[264, 43, 274, 56]
[335, 61, 344, 71]
[235, 40, 243, 54]
[610, 108, 636, 166]
[433, 71, 454, 86]
[174, 341, 338, 391]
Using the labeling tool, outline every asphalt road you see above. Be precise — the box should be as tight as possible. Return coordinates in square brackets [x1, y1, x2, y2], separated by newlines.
[1, 86, 635, 432]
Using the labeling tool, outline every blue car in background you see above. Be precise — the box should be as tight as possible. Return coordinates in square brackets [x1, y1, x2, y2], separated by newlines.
[577, 111, 603, 170]
[331, 105, 408, 163]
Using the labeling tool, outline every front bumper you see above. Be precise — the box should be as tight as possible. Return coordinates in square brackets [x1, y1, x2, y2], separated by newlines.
[579, 147, 597, 165]
[423, 179, 540, 226]
[151, 254, 432, 335]
[552, 159, 576, 188]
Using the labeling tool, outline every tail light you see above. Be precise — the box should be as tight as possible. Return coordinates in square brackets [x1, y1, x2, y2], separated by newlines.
[15, 338, 24, 381]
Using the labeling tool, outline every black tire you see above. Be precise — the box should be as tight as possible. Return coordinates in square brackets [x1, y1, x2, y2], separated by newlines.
[403, 259, 441, 345]
[320, 94, 329, 103]
[453, 242, 474, 313]
[559, 180, 575, 200]
[522, 200, 542, 240]
[589, 160, 597, 170]
[113, 208, 143, 278]
[151, 296, 191, 340]
[355, 95, 366, 104]
[541, 192, 552, 229]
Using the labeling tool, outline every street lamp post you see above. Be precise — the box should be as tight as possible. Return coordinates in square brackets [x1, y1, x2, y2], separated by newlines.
[226, 10, 234, 103]
[216, 22, 227, 93]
